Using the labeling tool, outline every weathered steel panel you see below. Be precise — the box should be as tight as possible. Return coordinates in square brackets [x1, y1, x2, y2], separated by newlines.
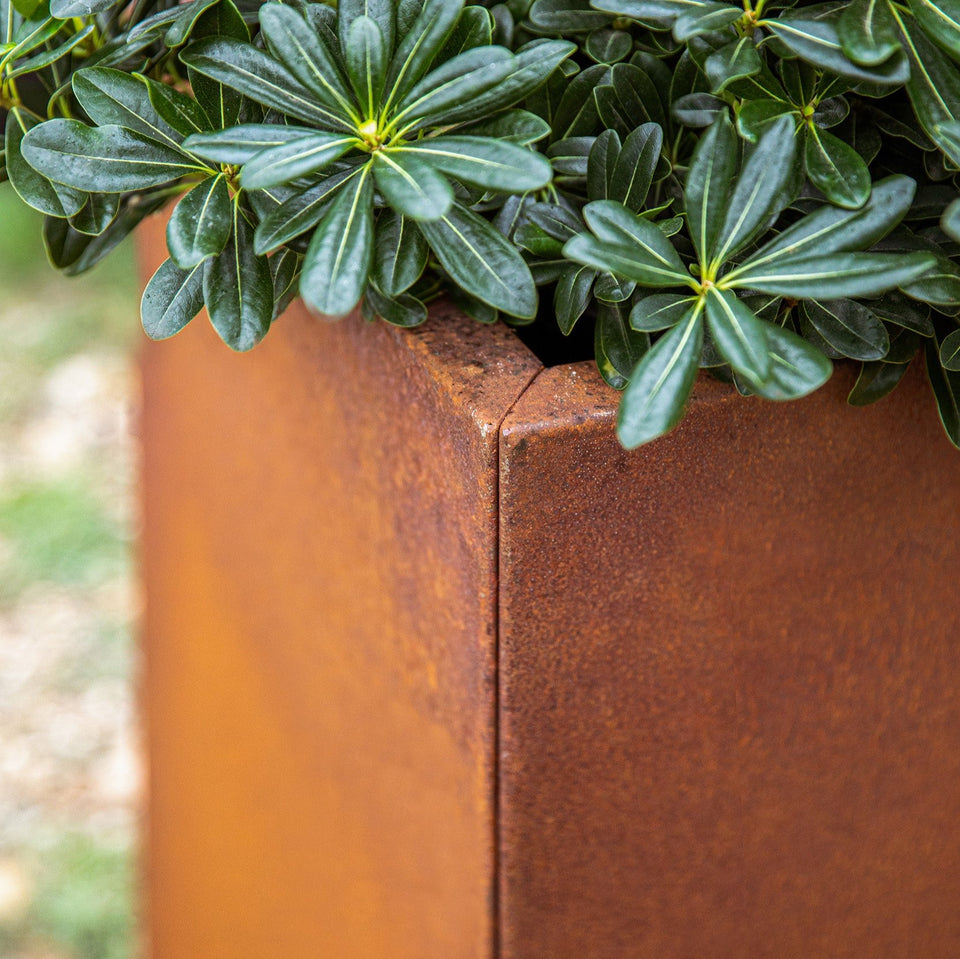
[139, 216, 541, 959]
[499, 361, 960, 959]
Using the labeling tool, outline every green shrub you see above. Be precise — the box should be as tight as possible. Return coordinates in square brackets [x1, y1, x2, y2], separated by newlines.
[3, 0, 960, 447]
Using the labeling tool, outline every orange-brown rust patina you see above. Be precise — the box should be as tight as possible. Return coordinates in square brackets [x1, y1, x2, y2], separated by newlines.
[140, 214, 960, 959]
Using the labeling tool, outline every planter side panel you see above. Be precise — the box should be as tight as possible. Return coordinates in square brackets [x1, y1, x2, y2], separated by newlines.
[140, 219, 541, 959]
[499, 362, 960, 959]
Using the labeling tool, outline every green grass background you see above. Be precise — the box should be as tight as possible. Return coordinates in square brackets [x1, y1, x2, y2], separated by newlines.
[0, 186, 140, 959]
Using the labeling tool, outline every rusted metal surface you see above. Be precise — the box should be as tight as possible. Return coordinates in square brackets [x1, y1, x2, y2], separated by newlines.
[499, 360, 960, 959]
[138, 213, 541, 959]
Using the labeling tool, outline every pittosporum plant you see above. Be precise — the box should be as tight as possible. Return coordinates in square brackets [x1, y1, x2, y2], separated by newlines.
[2, 0, 960, 451]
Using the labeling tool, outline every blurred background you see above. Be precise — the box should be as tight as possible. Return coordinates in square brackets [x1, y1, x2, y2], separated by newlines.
[0, 189, 141, 959]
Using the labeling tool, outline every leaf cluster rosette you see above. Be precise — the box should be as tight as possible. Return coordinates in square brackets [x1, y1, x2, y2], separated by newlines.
[4, 0, 960, 450]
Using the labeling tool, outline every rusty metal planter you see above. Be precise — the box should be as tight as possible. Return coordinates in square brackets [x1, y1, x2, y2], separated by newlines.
[139, 219, 960, 959]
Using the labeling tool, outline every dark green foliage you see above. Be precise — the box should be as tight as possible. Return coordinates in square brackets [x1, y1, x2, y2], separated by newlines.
[3, 0, 960, 448]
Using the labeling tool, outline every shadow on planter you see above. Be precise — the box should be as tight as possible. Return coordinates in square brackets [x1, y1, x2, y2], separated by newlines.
[138, 213, 960, 959]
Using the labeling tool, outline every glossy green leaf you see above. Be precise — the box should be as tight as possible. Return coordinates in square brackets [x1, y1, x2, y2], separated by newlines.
[712, 114, 797, 265]
[167, 175, 232, 268]
[730, 251, 937, 298]
[595, 301, 650, 390]
[393, 46, 516, 130]
[340, 0, 396, 58]
[345, 15, 388, 120]
[704, 286, 771, 385]
[259, 2, 357, 118]
[838, 0, 900, 66]
[141, 258, 205, 340]
[909, 0, 960, 63]
[146, 80, 212, 137]
[299, 168, 375, 316]
[610, 122, 661, 213]
[748, 322, 833, 401]
[804, 124, 871, 210]
[803, 298, 890, 360]
[418, 203, 538, 317]
[69, 191, 118, 236]
[616, 305, 704, 449]
[847, 360, 909, 406]
[364, 284, 427, 326]
[583, 200, 687, 273]
[925, 335, 960, 446]
[685, 114, 737, 265]
[630, 293, 697, 331]
[241, 133, 359, 190]
[939, 328, 960, 369]
[765, 18, 909, 85]
[741, 175, 918, 268]
[943, 197, 960, 241]
[396, 136, 553, 191]
[181, 37, 354, 131]
[373, 210, 429, 295]
[22, 120, 204, 192]
[555, 265, 596, 334]
[5, 108, 87, 218]
[203, 206, 275, 350]
[73, 68, 184, 151]
[374, 150, 454, 220]
[182, 124, 315, 165]
[384, 0, 463, 105]
[705, 35, 761, 94]
[254, 168, 362, 255]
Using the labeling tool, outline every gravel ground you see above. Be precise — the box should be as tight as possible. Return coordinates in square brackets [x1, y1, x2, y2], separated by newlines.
[0, 190, 142, 959]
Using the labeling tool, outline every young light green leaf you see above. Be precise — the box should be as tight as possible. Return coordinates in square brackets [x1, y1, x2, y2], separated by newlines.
[22, 120, 205, 192]
[167, 175, 232, 269]
[616, 304, 704, 449]
[299, 168, 375, 316]
[418, 203, 538, 317]
[203, 206, 275, 351]
[141, 258, 205, 340]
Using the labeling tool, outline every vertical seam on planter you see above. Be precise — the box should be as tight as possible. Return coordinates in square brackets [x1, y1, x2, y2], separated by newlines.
[492, 365, 546, 959]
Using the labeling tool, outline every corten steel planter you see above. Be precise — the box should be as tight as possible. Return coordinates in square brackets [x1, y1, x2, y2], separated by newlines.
[139, 215, 960, 959]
